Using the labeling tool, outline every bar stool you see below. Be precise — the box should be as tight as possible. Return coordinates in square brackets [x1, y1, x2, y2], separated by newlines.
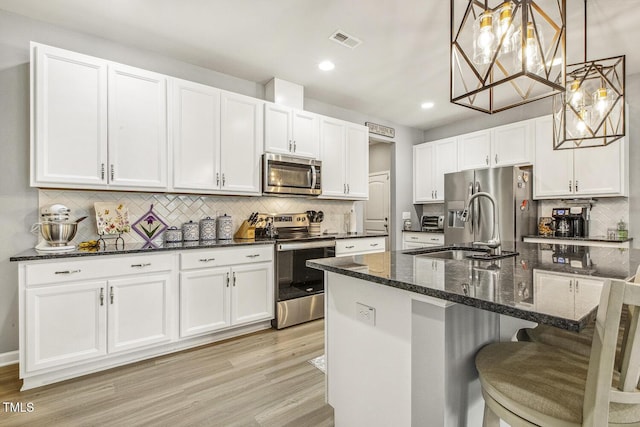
[475, 278, 640, 426]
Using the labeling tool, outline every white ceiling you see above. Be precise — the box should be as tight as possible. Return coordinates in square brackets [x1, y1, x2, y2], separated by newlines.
[0, 0, 637, 130]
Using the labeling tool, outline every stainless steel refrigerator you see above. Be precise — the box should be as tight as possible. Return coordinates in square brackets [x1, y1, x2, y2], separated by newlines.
[444, 165, 537, 245]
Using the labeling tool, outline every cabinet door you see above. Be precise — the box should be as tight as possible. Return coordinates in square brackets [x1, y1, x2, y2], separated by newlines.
[345, 124, 369, 199]
[231, 263, 274, 325]
[533, 116, 574, 199]
[433, 138, 458, 201]
[172, 79, 221, 192]
[25, 281, 107, 371]
[574, 277, 604, 318]
[220, 91, 263, 194]
[108, 64, 168, 189]
[320, 118, 347, 198]
[573, 140, 623, 196]
[107, 273, 172, 353]
[492, 120, 532, 166]
[264, 103, 292, 155]
[32, 44, 108, 187]
[458, 130, 491, 170]
[292, 110, 320, 158]
[179, 268, 230, 337]
[534, 271, 573, 318]
[413, 143, 435, 203]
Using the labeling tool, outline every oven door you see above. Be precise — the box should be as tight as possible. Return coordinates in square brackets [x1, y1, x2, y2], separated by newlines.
[273, 239, 335, 328]
[263, 153, 322, 196]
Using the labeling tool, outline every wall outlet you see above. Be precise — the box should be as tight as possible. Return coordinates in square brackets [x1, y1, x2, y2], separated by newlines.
[402, 211, 411, 220]
[356, 302, 376, 326]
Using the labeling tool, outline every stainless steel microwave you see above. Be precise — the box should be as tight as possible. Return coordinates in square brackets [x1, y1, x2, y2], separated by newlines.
[263, 153, 321, 196]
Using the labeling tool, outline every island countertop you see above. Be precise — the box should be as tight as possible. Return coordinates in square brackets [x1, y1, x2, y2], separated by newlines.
[307, 241, 639, 331]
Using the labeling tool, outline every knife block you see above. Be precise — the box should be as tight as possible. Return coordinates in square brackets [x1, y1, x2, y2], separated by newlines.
[234, 220, 255, 239]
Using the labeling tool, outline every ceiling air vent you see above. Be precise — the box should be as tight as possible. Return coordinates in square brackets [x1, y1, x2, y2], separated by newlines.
[329, 30, 362, 49]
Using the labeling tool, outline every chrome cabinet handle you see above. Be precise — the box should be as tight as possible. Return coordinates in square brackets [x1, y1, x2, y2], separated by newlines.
[370, 243, 379, 247]
[226, 272, 230, 287]
[344, 184, 347, 194]
[233, 272, 236, 286]
[216, 172, 220, 186]
[347, 184, 350, 194]
[101, 163, 105, 180]
[131, 263, 151, 268]
[435, 190, 437, 199]
[410, 236, 418, 240]
[430, 238, 439, 241]
[199, 258, 215, 262]
[110, 286, 114, 304]
[246, 254, 260, 258]
[110, 164, 115, 180]
[293, 141, 297, 152]
[222, 173, 226, 186]
[569, 180, 572, 192]
[289, 140, 292, 151]
[431, 190, 434, 199]
[55, 269, 81, 275]
[575, 280, 579, 293]
[345, 245, 355, 249]
[569, 280, 573, 292]
[100, 288, 104, 306]
[485, 155, 489, 165]
[575, 180, 579, 192]
[495, 154, 498, 164]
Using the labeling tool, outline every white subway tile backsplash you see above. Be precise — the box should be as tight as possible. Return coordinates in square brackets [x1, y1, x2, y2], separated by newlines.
[539, 198, 629, 238]
[39, 190, 354, 245]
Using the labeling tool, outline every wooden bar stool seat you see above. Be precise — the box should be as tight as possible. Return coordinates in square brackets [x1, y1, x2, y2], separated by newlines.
[475, 279, 640, 426]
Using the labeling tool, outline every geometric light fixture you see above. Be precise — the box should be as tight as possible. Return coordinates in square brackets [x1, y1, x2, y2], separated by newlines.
[450, 0, 566, 114]
[552, 0, 625, 149]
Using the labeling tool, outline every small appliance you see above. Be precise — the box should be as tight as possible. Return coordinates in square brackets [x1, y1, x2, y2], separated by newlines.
[552, 207, 589, 238]
[421, 215, 444, 231]
[263, 153, 321, 196]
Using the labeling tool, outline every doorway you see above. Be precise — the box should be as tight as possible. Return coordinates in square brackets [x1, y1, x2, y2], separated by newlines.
[365, 140, 393, 250]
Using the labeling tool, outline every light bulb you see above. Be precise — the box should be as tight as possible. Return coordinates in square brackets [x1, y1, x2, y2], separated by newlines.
[517, 22, 543, 73]
[473, 11, 495, 65]
[593, 87, 610, 115]
[575, 108, 590, 136]
[568, 79, 584, 109]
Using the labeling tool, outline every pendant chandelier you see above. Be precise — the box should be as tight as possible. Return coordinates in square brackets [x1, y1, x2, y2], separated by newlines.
[450, 0, 566, 113]
[552, 0, 625, 150]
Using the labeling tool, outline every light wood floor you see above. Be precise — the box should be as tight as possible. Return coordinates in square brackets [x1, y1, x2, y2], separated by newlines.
[0, 320, 333, 427]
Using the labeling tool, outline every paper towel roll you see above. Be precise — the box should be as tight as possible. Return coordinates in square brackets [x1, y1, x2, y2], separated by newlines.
[349, 209, 357, 234]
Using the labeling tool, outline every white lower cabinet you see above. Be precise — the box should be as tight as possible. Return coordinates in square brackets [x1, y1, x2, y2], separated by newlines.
[402, 232, 444, 249]
[230, 263, 273, 325]
[534, 270, 604, 318]
[335, 237, 386, 256]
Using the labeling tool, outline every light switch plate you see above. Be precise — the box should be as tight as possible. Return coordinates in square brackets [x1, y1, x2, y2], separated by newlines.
[402, 211, 411, 220]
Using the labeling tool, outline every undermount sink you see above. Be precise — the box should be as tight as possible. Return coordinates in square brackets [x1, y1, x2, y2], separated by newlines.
[409, 247, 519, 261]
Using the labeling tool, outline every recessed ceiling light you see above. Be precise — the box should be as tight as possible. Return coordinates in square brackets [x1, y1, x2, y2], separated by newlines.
[318, 60, 335, 71]
[421, 102, 435, 109]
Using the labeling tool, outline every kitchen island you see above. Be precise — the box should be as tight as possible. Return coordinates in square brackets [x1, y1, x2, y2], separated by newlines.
[307, 241, 639, 427]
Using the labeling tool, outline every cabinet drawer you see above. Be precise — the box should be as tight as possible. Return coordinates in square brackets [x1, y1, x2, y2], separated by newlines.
[403, 232, 444, 245]
[25, 254, 175, 286]
[180, 245, 273, 270]
[336, 237, 386, 255]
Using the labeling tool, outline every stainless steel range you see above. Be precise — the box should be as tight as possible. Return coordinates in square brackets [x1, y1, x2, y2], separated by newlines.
[255, 213, 335, 329]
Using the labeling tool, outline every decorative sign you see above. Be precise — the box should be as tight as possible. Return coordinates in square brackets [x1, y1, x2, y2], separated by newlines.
[365, 122, 395, 138]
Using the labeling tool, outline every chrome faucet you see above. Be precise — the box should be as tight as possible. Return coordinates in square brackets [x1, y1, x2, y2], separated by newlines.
[460, 191, 501, 255]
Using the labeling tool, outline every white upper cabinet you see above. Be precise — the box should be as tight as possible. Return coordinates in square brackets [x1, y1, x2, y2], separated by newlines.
[31, 43, 108, 188]
[458, 121, 533, 171]
[108, 63, 168, 189]
[219, 91, 264, 194]
[171, 79, 221, 192]
[320, 117, 369, 200]
[413, 137, 458, 203]
[264, 103, 320, 158]
[533, 115, 628, 199]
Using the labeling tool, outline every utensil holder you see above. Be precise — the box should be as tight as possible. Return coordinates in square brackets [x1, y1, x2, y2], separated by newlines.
[309, 223, 321, 236]
[234, 220, 255, 239]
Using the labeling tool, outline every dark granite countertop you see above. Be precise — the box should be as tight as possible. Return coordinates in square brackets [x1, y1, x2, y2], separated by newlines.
[307, 241, 640, 331]
[10, 232, 388, 262]
[402, 229, 444, 234]
[523, 235, 633, 243]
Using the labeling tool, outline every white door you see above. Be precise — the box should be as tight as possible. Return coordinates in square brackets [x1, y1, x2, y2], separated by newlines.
[458, 130, 491, 170]
[491, 120, 532, 167]
[433, 137, 458, 201]
[179, 268, 230, 338]
[264, 103, 292, 155]
[172, 78, 221, 192]
[413, 143, 435, 203]
[32, 44, 108, 187]
[231, 263, 273, 325]
[220, 91, 263, 194]
[533, 116, 574, 199]
[320, 118, 347, 198]
[345, 124, 369, 199]
[365, 172, 390, 248]
[108, 63, 168, 189]
[573, 140, 623, 196]
[107, 273, 171, 353]
[25, 281, 107, 371]
[291, 110, 320, 158]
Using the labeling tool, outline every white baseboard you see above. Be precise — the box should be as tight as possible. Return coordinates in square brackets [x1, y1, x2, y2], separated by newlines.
[0, 351, 18, 367]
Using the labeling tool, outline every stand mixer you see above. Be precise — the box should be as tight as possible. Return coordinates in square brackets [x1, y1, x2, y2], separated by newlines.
[33, 204, 86, 252]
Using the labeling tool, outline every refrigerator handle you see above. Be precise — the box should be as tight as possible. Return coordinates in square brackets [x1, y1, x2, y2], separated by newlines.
[474, 181, 481, 232]
[467, 182, 474, 234]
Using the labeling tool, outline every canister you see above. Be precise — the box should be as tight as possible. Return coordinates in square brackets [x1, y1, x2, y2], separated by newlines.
[182, 220, 199, 241]
[217, 214, 233, 240]
[199, 216, 216, 241]
[164, 226, 183, 243]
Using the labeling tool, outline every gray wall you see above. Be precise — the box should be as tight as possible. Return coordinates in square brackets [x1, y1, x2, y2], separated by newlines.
[369, 142, 392, 174]
[0, 9, 422, 355]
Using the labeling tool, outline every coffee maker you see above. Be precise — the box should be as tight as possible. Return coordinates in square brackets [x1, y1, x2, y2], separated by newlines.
[552, 207, 589, 238]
